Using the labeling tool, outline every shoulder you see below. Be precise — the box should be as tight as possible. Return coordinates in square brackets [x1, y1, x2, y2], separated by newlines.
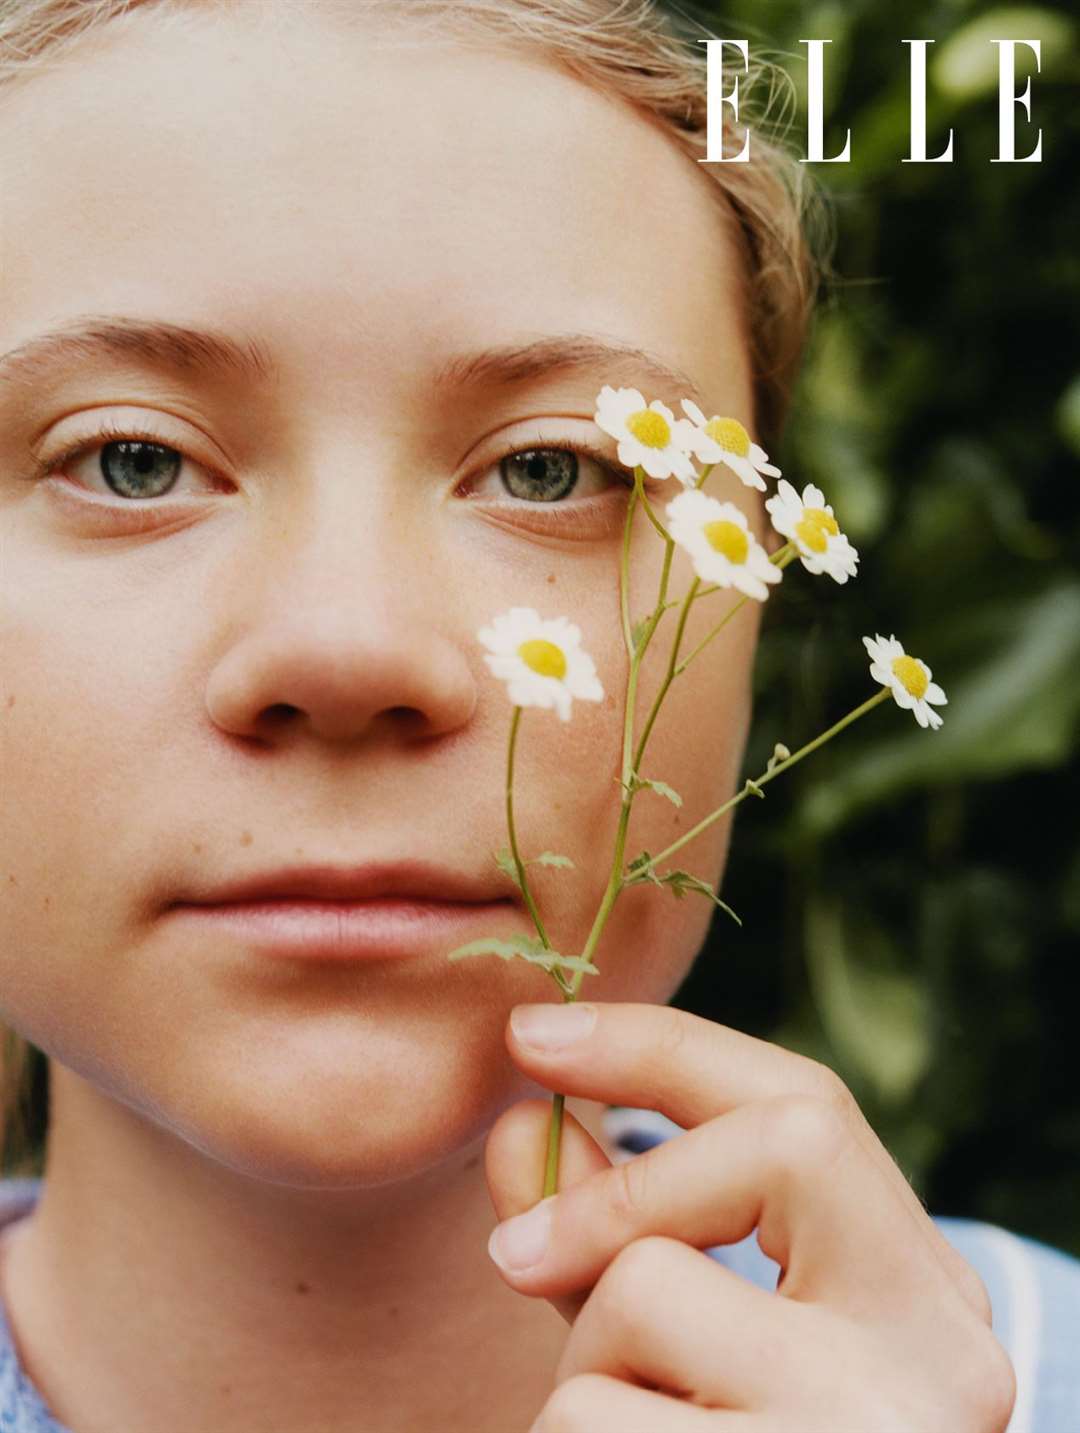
[601, 1107, 1080, 1433]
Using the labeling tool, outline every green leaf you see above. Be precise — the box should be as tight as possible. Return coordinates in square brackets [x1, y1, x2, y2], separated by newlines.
[624, 850, 655, 883]
[638, 778, 683, 808]
[494, 848, 522, 889]
[446, 934, 599, 976]
[535, 851, 574, 869]
[622, 853, 740, 924]
[659, 870, 742, 926]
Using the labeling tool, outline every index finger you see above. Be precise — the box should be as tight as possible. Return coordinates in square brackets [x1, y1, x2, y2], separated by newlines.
[505, 1001, 992, 1323]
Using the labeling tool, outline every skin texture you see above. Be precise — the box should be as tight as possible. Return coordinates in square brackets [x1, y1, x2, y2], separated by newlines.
[0, 8, 764, 1431]
[0, 9, 1015, 1433]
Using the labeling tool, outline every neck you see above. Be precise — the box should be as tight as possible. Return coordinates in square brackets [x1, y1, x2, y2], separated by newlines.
[0, 1066, 613, 1433]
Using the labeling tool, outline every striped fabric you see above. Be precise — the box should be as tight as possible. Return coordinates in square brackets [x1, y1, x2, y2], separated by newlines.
[2, 1117, 1078, 1431]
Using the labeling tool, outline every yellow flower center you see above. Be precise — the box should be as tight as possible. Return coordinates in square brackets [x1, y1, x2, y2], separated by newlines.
[625, 408, 671, 449]
[518, 638, 567, 681]
[794, 508, 839, 553]
[704, 417, 750, 456]
[805, 507, 839, 536]
[703, 519, 749, 564]
[891, 654, 928, 699]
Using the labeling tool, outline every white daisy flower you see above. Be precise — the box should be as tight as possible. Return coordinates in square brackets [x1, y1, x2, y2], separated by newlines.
[674, 399, 780, 492]
[665, 489, 782, 602]
[765, 479, 860, 584]
[593, 385, 698, 484]
[863, 633, 948, 730]
[478, 607, 604, 723]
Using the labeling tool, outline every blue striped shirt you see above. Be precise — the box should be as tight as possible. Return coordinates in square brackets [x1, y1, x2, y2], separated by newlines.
[1, 1114, 1077, 1431]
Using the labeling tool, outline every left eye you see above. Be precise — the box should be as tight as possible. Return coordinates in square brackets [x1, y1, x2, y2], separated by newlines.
[473, 446, 622, 504]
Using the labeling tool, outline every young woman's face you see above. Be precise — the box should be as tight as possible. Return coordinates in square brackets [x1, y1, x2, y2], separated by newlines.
[0, 8, 763, 1186]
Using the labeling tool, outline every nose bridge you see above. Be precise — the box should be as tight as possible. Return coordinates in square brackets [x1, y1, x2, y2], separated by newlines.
[254, 432, 441, 627]
[202, 439, 474, 745]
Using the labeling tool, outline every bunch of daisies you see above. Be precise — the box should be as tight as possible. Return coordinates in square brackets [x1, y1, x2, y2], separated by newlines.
[478, 385, 946, 733]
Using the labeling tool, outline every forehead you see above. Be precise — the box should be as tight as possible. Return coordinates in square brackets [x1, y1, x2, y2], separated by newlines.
[0, 6, 751, 413]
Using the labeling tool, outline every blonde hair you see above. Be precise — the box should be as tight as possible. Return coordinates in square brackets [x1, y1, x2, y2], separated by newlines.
[0, 0, 828, 1173]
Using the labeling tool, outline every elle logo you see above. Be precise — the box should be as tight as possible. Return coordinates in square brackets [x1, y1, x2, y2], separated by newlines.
[703, 39, 1043, 163]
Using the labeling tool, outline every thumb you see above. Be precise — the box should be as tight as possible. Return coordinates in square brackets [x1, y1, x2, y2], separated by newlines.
[484, 1097, 612, 1324]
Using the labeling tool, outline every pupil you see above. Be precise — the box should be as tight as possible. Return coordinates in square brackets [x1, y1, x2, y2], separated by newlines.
[499, 448, 578, 502]
[101, 440, 182, 499]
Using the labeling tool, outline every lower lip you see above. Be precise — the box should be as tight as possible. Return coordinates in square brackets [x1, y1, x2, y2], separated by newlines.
[171, 898, 515, 961]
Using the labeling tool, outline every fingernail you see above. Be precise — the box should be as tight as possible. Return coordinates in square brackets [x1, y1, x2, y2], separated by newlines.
[511, 1002, 597, 1052]
[488, 1196, 556, 1273]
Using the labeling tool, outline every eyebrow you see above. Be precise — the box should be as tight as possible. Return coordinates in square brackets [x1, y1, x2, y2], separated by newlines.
[0, 316, 278, 393]
[0, 317, 706, 409]
[434, 334, 707, 408]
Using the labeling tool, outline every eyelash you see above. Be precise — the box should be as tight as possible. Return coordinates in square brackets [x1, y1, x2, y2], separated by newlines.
[27, 422, 641, 522]
[25, 419, 198, 491]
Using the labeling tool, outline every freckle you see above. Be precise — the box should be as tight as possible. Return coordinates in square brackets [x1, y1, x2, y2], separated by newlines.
[44, 896, 50, 909]
[240, 831, 253, 847]
[295, 1280, 311, 1295]
[220, 1384, 232, 1397]
[388, 1305, 400, 1318]
[192, 842, 203, 855]
[546, 572, 556, 584]
[5, 695, 14, 709]
[7, 874, 16, 885]
[464, 1154, 480, 1171]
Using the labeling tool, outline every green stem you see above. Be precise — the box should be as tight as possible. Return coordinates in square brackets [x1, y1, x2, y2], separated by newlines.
[642, 686, 893, 875]
[674, 594, 748, 677]
[638, 483, 670, 542]
[540, 469, 660, 1196]
[632, 576, 700, 771]
[619, 480, 639, 658]
[542, 1091, 566, 1197]
[506, 706, 551, 950]
[673, 544, 796, 677]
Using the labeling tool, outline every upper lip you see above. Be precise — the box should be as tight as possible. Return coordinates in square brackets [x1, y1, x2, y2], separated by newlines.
[178, 860, 516, 907]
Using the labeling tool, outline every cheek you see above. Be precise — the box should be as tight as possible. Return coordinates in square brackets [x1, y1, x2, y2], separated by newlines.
[0, 525, 192, 1043]
[514, 528, 758, 1000]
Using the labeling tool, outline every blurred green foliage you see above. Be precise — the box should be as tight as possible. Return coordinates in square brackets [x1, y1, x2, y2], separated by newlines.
[668, 1, 1080, 1255]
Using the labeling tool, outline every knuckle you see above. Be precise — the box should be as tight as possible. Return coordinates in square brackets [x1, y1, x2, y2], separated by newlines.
[800, 1054, 857, 1114]
[535, 1374, 612, 1432]
[594, 1236, 671, 1321]
[760, 1093, 851, 1179]
[653, 1004, 690, 1064]
[603, 1148, 653, 1232]
[950, 1329, 1017, 1432]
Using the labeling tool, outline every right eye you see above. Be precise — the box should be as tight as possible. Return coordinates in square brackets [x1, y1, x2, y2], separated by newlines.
[472, 445, 627, 505]
[500, 448, 579, 501]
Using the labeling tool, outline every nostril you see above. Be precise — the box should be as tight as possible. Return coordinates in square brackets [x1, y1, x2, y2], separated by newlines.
[261, 703, 301, 727]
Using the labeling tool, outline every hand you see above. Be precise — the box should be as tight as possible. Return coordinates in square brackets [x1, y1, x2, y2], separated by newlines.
[484, 1001, 1016, 1432]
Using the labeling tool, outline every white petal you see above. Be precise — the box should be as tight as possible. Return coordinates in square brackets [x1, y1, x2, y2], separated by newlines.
[925, 683, 947, 705]
[680, 397, 707, 427]
[725, 453, 767, 491]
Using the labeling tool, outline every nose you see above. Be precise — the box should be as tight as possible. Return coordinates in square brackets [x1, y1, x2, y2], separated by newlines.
[204, 500, 477, 747]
